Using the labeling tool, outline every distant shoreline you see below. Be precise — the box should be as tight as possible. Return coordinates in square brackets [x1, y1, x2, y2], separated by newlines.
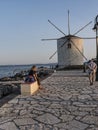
[0, 63, 57, 67]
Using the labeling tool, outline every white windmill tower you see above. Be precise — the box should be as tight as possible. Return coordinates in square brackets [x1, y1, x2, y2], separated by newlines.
[57, 35, 83, 68]
[42, 11, 95, 69]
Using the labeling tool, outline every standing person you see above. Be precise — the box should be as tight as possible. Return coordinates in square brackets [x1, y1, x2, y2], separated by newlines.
[87, 59, 97, 85]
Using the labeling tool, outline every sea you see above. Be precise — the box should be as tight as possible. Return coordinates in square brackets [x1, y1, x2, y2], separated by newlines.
[0, 63, 56, 78]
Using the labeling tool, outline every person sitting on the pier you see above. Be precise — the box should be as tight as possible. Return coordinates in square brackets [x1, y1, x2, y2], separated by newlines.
[87, 59, 97, 85]
[25, 65, 41, 87]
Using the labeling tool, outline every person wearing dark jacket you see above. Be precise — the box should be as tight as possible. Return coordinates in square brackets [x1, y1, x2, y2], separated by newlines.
[28, 65, 41, 86]
[25, 65, 43, 89]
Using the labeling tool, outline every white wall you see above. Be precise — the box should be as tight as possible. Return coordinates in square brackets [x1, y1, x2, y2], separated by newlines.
[57, 36, 83, 67]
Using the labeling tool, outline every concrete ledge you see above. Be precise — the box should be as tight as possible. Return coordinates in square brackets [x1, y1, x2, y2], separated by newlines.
[21, 81, 39, 95]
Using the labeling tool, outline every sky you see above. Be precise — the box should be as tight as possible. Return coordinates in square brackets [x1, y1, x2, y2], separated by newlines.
[0, 0, 98, 65]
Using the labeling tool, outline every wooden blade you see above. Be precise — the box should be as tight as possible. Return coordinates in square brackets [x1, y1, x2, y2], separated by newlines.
[81, 37, 96, 39]
[60, 39, 68, 47]
[70, 40, 88, 61]
[74, 21, 92, 36]
[48, 19, 66, 36]
[49, 50, 57, 60]
[41, 38, 58, 41]
[49, 39, 68, 60]
[68, 10, 70, 35]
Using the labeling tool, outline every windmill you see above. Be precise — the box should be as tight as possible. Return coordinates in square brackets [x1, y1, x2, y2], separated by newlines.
[42, 11, 95, 68]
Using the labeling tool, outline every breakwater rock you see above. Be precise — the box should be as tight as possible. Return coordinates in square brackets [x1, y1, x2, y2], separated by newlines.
[0, 82, 21, 99]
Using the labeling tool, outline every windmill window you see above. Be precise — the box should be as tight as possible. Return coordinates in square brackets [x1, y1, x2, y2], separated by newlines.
[67, 43, 71, 48]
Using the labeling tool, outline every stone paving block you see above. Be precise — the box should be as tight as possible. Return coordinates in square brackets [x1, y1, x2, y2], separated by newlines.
[66, 105, 78, 112]
[8, 99, 18, 104]
[60, 114, 74, 122]
[86, 125, 98, 130]
[66, 120, 88, 130]
[81, 115, 98, 125]
[79, 107, 95, 112]
[0, 108, 13, 116]
[36, 113, 60, 125]
[19, 109, 28, 116]
[0, 122, 18, 130]
[14, 118, 35, 126]
[0, 117, 15, 124]
[75, 104, 97, 108]
[81, 90, 92, 94]
[72, 101, 84, 106]
[59, 94, 72, 100]
[54, 123, 68, 129]
[19, 123, 58, 130]
[71, 111, 88, 117]
[90, 94, 98, 100]
[30, 101, 39, 104]
[2, 103, 13, 108]
[18, 100, 30, 104]
[78, 95, 92, 100]
[50, 103, 62, 109]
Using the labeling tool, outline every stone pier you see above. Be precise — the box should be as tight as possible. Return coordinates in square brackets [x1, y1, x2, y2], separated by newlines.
[0, 70, 98, 130]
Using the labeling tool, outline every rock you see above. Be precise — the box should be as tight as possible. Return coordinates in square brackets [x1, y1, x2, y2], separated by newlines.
[0, 85, 13, 99]
[0, 77, 12, 81]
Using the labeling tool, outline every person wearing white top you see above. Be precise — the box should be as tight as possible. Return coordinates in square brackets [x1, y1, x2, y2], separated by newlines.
[87, 59, 97, 85]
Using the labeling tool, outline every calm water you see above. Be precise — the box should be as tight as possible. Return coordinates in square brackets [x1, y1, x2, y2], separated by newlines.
[0, 64, 54, 78]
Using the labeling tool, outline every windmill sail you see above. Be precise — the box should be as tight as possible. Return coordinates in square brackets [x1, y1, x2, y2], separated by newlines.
[48, 20, 66, 36]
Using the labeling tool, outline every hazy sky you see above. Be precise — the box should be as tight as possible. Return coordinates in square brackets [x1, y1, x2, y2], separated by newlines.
[0, 0, 98, 65]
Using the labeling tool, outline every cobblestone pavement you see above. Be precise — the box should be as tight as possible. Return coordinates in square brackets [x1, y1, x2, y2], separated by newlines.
[0, 71, 98, 130]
